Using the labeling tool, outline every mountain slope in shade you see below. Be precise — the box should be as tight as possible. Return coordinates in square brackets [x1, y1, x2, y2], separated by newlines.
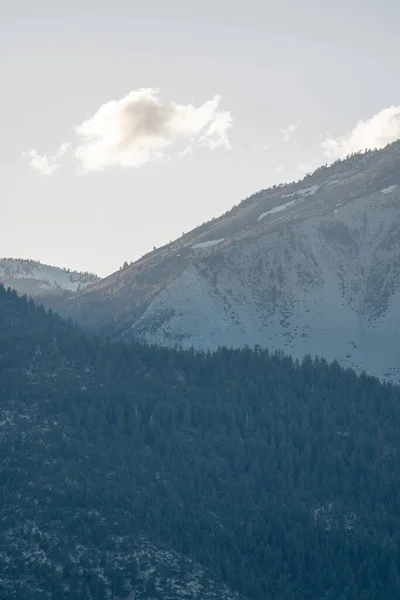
[0, 258, 100, 300]
[2, 284, 400, 600]
[60, 142, 400, 381]
[0, 285, 249, 600]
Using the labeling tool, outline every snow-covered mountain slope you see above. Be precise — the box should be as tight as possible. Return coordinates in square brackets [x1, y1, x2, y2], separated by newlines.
[0, 258, 100, 300]
[60, 141, 400, 381]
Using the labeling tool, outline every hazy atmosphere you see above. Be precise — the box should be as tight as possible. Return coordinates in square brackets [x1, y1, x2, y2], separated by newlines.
[2, 0, 400, 275]
[2, 4, 400, 599]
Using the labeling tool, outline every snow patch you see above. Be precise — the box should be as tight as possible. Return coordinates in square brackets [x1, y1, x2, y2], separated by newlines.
[282, 184, 320, 199]
[257, 198, 298, 221]
[380, 185, 397, 194]
[258, 184, 320, 222]
[192, 238, 225, 249]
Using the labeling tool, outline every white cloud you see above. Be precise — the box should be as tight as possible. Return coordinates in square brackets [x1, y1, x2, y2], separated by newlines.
[55, 142, 70, 159]
[24, 150, 58, 176]
[322, 105, 400, 159]
[280, 123, 298, 143]
[273, 165, 284, 173]
[74, 88, 232, 172]
[23, 142, 70, 176]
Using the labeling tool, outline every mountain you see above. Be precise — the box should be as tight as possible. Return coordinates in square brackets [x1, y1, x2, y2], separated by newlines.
[1, 283, 400, 599]
[0, 258, 100, 302]
[60, 141, 400, 382]
[0, 286, 247, 600]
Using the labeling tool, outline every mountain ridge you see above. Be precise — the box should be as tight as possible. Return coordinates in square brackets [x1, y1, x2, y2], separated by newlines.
[0, 258, 100, 301]
[4, 142, 400, 382]
[55, 141, 400, 382]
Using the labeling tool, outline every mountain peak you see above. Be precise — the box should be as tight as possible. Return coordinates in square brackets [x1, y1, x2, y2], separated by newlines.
[56, 142, 400, 382]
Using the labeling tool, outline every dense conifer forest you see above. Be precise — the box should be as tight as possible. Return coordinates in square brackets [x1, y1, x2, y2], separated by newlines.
[1, 283, 399, 599]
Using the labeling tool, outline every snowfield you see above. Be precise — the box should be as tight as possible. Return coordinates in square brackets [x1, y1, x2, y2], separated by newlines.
[258, 198, 298, 221]
[192, 238, 225, 249]
[126, 184, 400, 383]
[282, 184, 320, 199]
[257, 185, 321, 222]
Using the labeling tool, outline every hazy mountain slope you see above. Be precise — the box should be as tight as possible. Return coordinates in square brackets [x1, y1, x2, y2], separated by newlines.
[0, 258, 99, 301]
[61, 141, 400, 381]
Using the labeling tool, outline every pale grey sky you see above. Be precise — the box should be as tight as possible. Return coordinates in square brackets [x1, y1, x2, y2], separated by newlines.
[2, 0, 400, 275]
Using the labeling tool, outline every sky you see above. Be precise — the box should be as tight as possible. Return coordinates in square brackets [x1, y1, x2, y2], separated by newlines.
[2, 0, 400, 276]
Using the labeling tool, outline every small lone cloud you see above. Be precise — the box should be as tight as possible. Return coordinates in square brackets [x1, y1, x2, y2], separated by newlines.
[273, 165, 284, 173]
[74, 88, 232, 172]
[23, 89, 232, 175]
[322, 105, 400, 159]
[23, 142, 70, 176]
[280, 123, 299, 143]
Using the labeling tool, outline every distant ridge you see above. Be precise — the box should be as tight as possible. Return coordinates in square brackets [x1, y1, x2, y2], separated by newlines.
[0, 257, 100, 300]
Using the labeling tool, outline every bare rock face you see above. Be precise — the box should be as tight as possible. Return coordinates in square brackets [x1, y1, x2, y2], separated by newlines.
[48, 142, 400, 381]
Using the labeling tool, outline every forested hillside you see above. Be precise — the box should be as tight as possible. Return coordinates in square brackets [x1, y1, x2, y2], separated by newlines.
[1, 284, 399, 599]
